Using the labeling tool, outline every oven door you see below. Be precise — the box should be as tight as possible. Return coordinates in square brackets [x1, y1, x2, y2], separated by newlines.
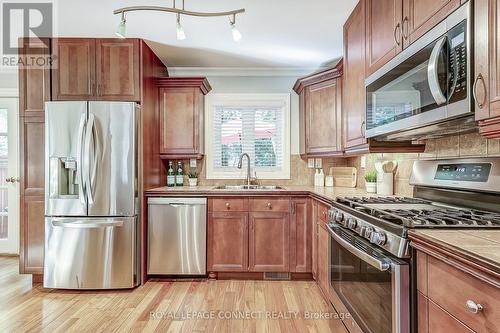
[327, 224, 409, 333]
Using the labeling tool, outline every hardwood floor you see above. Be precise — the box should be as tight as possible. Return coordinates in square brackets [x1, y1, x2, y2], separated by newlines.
[0, 257, 348, 333]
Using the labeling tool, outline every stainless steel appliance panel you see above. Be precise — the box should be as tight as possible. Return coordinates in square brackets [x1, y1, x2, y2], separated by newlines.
[45, 101, 88, 216]
[365, 2, 472, 141]
[43, 216, 138, 289]
[148, 197, 207, 275]
[328, 224, 410, 333]
[87, 102, 137, 217]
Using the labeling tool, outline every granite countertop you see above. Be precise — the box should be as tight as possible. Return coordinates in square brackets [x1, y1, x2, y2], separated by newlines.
[146, 185, 375, 203]
[410, 229, 500, 275]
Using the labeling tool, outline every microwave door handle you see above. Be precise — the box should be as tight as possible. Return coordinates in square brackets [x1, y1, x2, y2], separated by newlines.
[427, 36, 447, 105]
[327, 225, 390, 271]
[76, 113, 86, 204]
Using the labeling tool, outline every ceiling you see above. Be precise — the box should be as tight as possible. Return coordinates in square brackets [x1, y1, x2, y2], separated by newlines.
[56, 0, 358, 69]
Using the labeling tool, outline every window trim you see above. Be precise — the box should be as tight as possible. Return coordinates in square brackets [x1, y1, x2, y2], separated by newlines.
[205, 93, 291, 180]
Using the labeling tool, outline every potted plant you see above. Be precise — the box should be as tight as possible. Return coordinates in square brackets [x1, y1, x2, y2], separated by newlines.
[187, 169, 198, 187]
[364, 170, 377, 193]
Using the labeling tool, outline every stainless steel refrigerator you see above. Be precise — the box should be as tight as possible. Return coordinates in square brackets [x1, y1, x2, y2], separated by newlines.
[43, 101, 139, 289]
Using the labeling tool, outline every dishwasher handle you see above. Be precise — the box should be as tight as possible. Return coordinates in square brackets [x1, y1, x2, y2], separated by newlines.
[148, 197, 207, 206]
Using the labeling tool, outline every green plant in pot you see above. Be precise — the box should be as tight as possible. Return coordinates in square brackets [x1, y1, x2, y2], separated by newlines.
[187, 169, 198, 187]
[364, 170, 377, 193]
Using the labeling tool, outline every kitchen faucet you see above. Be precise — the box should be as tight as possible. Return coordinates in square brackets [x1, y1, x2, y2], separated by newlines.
[237, 153, 251, 186]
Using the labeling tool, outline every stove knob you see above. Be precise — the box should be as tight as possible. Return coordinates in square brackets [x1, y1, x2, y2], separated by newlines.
[335, 211, 345, 223]
[371, 232, 387, 246]
[327, 209, 336, 220]
[347, 217, 357, 230]
[363, 227, 374, 240]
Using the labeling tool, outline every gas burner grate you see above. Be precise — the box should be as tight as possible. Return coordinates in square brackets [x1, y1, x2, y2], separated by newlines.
[335, 196, 500, 228]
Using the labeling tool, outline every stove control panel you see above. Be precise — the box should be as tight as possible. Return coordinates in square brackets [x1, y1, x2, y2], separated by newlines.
[328, 206, 409, 258]
[434, 163, 491, 182]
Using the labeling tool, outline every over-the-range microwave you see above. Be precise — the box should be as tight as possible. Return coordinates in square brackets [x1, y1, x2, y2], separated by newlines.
[365, 1, 476, 142]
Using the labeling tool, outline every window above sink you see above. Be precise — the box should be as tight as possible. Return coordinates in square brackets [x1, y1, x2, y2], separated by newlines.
[204, 94, 291, 180]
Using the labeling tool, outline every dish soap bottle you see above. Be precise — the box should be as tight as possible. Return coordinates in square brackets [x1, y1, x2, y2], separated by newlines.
[176, 161, 184, 187]
[167, 161, 175, 187]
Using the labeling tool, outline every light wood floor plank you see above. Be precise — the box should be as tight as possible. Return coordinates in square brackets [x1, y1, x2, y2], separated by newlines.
[0, 256, 348, 333]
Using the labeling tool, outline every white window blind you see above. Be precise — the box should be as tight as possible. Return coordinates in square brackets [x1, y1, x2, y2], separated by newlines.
[205, 94, 290, 179]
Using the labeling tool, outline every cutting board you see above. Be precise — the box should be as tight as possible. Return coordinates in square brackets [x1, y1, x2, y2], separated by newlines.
[330, 167, 357, 188]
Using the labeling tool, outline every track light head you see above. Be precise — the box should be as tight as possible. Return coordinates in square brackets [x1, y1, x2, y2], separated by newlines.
[176, 13, 186, 40]
[229, 14, 242, 41]
[116, 12, 126, 38]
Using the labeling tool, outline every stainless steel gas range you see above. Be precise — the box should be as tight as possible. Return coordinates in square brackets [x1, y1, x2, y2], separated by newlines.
[326, 158, 500, 333]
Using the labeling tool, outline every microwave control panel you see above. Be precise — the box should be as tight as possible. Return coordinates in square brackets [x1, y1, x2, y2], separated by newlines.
[448, 20, 468, 103]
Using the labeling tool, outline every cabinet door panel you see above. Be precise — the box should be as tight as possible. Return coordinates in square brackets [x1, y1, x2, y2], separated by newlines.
[403, 0, 461, 48]
[18, 38, 50, 116]
[19, 197, 45, 274]
[365, 0, 403, 76]
[312, 201, 318, 279]
[428, 300, 474, 333]
[52, 38, 95, 100]
[343, 0, 367, 149]
[305, 79, 342, 155]
[207, 212, 248, 272]
[317, 224, 330, 296]
[249, 212, 289, 272]
[159, 87, 201, 156]
[290, 198, 311, 273]
[95, 39, 140, 101]
[20, 118, 45, 197]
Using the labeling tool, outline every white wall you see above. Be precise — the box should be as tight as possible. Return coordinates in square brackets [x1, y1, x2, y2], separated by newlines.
[168, 69, 303, 154]
[0, 68, 18, 89]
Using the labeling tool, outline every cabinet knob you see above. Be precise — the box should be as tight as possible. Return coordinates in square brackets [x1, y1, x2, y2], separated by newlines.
[267, 202, 272, 209]
[225, 202, 230, 209]
[466, 300, 483, 314]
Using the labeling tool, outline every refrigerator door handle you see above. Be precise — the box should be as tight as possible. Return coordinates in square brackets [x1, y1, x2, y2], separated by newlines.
[84, 113, 96, 204]
[76, 113, 87, 204]
[51, 218, 124, 228]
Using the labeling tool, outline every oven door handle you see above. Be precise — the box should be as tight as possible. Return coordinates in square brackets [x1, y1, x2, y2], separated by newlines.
[327, 225, 391, 271]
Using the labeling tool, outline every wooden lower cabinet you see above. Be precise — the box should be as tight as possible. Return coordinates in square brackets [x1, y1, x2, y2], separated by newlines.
[311, 200, 318, 279]
[207, 212, 248, 272]
[290, 198, 311, 273]
[249, 212, 289, 272]
[415, 250, 500, 333]
[317, 223, 330, 296]
[207, 197, 311, 275]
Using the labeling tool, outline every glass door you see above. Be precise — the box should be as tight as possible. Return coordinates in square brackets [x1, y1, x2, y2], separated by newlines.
[0, 97, 19, 254]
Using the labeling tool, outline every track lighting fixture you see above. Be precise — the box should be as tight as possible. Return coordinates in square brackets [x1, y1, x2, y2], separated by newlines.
[113, 0, 244, 41]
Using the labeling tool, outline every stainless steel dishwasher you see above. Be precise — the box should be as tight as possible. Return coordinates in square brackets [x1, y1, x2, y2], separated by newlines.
[147, 197, 207, 275]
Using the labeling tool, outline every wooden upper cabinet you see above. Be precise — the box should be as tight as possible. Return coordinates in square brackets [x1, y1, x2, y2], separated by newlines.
[343, 0, 367, 150]
[157, 77, 211, 159]
[365, 0, 403, 77]
[402, 0, 461, 48]
[52, 38, 140, 101]
[290, 198, 311, 273]
[207, 211, 248, 272]
[52, 38, 95, 100]
[249, 212, 289, 272]
[95, 39, 140, 101]
[294, 62, 343, 158]
[475, 0, 500, 138]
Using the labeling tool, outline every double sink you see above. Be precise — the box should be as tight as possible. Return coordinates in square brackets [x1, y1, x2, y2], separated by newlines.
[212, 185, 285, 190]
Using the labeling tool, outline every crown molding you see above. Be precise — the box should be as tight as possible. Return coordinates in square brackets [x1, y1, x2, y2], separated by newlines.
[167, 67, 327, 77]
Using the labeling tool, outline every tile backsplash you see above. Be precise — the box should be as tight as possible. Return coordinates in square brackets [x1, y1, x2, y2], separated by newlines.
[349, 132, 500, 197]
[173, 132, 500, 194]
